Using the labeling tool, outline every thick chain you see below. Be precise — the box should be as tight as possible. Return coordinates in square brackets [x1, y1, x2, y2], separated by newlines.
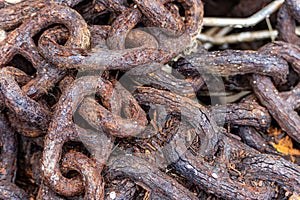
[0, 0, 300, 199]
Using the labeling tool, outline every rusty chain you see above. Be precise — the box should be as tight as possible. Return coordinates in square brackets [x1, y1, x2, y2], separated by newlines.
[0, 0, 300, 199]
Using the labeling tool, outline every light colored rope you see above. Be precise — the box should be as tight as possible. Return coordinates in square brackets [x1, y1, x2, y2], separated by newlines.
[197, 27, 300, 46]
[202, 0, 285, 28]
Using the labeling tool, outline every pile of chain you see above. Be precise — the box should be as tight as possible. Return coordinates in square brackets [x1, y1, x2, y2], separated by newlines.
[1, 0, 300, 199]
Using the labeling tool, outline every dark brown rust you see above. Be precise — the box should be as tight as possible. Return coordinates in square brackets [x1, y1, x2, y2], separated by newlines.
[62, 152, 104, 199]
[108, 154, 198, 200]
[54, 0, 85, 7]
[238, 154, 300, 193]
[37, 182, 65, 200]
[104, 178, 137, 200]
[0, 181, 29, 200]
[123, 63, 197, 97]
[133, 0, 185, 34]
[99, 0, 128, 12]
[75, 125, 114, 170]
[0, 113, 17, 182]
[78, 81, 147, 138]
[0, 0, 49, 31]
[0, 4, 90, 98]
[134, 86, 219, 157]
[106, 8, 142, 50]
[185, 49, 289, 85]
[259, 41, 300, 74]
[42, 76, 112, 196]
[7, 110, 45, 137]
[210, 101, 271, 128]
[133, 0, 203, 36]
[251, 41, 300, 143]
[1, 1, 300, 199]
[38, 0, 204, 71]
[237, 126, 276, 154]
[166, 147, 275, 200]
[251, 74, 300, 143]
[160, 117, 275, 200]
[0, 67, 51, 132]
[38, 26, 193, 71]
[277, 4, 300, 46]
[285, 0, 300, 23]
